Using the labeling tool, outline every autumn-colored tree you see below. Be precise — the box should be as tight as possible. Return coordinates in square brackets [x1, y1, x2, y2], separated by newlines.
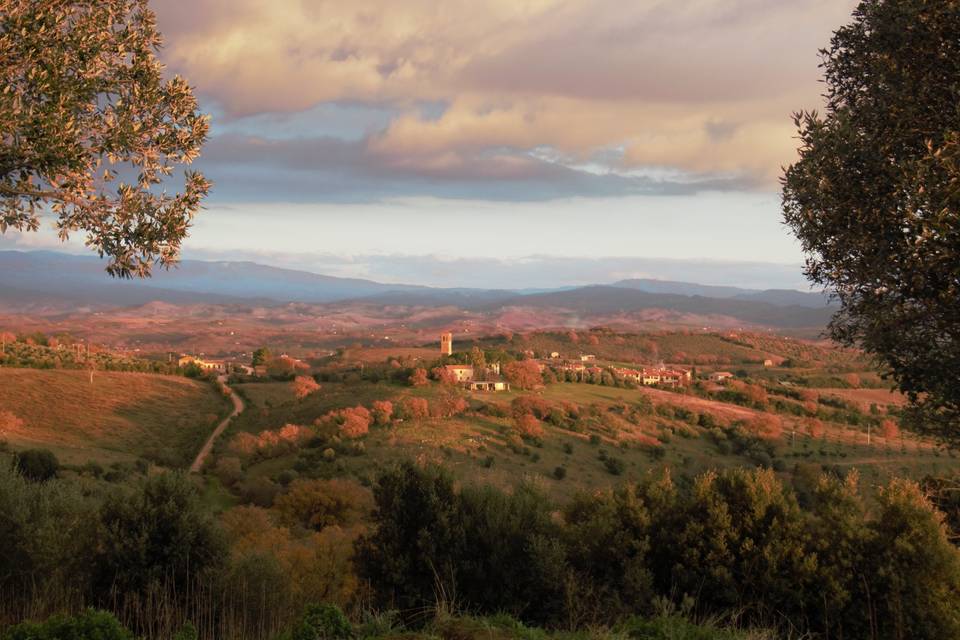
[567, 331, 580, 344]
[844, 373, 861, 389]
[588, 335, 600, 346]
[432, 366, 457, 385]
[399, 397, 430, 420]
[803, 400, 819, 416]
[266, 355, 298, 379]
[371, 400, 394, 426]
[511, 396, 551, 420]
[0, 0, 210, 277]
[881, 419, 900, 441]
[228, 432, 259, 458]
[503, 360, 543, 390]
[408, 368, 429, 387]
[747, 414, 783, 440]
[804, 417, 825, 439]
[221, 505, 358, 608]
[293, 375, 320, 400]
[339, 407, 371, 439]
[514, 413, 544, 439]
[273, 478, 373, 531]
[429, 396, 469, 419]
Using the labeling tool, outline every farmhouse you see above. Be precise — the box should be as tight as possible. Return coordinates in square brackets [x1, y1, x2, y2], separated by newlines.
[710, 371, 734, 382]
[178, 355, 227, 373]
[580, 354, 596, 362]
[612, 366, 692, 388]
[444, 364, 475, 382]
[467, 380, 511, 392]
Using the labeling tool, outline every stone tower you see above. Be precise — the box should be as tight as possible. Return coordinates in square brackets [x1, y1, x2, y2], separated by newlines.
[440, 332, 453, 356]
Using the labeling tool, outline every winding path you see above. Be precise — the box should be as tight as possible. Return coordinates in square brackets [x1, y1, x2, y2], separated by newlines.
[190, 375, 244, 473]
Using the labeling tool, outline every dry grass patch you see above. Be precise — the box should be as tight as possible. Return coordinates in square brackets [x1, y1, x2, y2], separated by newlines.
[0, 368, 227, 464]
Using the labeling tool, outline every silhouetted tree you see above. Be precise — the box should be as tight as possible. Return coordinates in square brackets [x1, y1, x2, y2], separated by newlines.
[782, 0, 960, 437]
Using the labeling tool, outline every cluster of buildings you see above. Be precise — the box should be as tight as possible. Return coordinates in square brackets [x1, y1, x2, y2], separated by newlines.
[178, 354, 257, 376]
[443, 363, 511, 392]
[610, 366, 692, 387]
[177, 354, 228, 374]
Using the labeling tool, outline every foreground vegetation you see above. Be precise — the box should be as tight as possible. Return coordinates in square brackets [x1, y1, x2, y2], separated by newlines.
[4, 453, 960, 639]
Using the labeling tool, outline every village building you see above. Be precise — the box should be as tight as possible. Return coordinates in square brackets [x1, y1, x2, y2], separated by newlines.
[710, 371, 734, 382]
[467, 380, 511, 392]
[444, 364, 475, 382]
[550, 351, 561, 359]
[580, 354, 596, 362]
[763, 359, 774, 367]
[440, 332, 453, 356]
[178, 355, 227, 373]
[612, 365, 692, 388]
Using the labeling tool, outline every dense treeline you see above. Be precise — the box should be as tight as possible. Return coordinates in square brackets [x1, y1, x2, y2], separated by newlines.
[358, 463, 960, 639]
[5, 458, 960, 639]
[0, 336, 178, 374]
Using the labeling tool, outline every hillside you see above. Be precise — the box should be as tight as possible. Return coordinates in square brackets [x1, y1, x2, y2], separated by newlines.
[491, 286, 833, 329]
[0, 369, 229, 466]
[203, 326, 941, 508]
[0, 251, 832, 333]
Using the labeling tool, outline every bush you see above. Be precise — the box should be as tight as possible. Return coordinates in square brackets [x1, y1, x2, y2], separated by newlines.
[604, 456, 626, 476]
[291, 603, 352, 640]
[2, 609, 133, 640]
[15, 448, 59, 482]
[553, 466, 567, 480]
[94, 472, 226, 599]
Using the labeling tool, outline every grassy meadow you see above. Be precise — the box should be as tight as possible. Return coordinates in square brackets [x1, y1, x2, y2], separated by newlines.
[0, 368, 230, 466]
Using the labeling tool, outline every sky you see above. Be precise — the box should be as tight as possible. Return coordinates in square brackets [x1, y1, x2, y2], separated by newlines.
[4, 0, 861, 290]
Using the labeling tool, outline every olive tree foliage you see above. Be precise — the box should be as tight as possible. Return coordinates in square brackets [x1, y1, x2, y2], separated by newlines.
[782, 1, 960, 436]
[0, 0, 210, 277]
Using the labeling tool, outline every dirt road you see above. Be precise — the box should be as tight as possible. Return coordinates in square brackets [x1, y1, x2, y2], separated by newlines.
[190, 375, 244, 473]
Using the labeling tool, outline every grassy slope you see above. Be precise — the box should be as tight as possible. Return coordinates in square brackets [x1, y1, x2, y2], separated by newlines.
[0, 368, 229, 465]
[229, 379, 955, 503]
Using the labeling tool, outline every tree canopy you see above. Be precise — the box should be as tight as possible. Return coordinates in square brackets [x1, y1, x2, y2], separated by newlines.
[782, 0, 960, 437]
[0, 0, 210, 277]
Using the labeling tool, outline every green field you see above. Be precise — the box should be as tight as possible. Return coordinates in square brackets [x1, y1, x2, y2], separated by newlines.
[217, 376, 955, 504]
[0, 368, 230, 466]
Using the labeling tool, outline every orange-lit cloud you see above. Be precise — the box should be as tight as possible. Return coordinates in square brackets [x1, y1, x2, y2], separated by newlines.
[155, 0, 858, 190]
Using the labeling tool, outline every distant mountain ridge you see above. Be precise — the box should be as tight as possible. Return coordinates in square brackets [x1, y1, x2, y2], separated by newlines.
[612, 278, 832, 308]
[0, 250, 833, 328]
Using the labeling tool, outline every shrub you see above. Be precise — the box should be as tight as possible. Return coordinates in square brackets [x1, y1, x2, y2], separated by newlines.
[514, 413, 544, 439]
[338, 407, 372, 439]
[553, 466, 567, 480]
[291, 603, 352, 640]
[398, 397, 430, 420]
[371, 400, 394, 426]
[214, 456, 243, 487]
[293, 375, 321, 400]
[408, 368, 428, 387]
[95, 472, 226, 599]
[274, 478, 372, 531]
[604, 456, 626, 476]
[2, 609, 133, 640]
[15, 448, 60, 482]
